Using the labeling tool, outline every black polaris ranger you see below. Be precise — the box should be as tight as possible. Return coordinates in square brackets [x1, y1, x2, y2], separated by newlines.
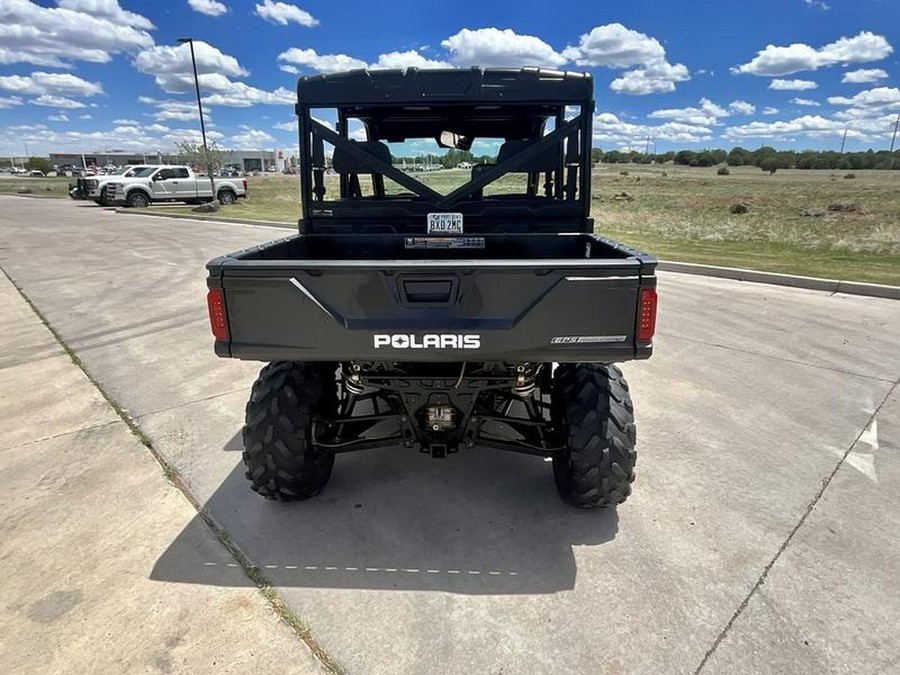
[206, 68, 658, 508]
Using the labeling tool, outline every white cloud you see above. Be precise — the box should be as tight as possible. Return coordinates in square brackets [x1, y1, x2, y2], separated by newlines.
[231, 128, 276, 149]
[732, 31, 893, 76]
[188, 0, 228, 17]
[830, 112, 900, 139]
[273, 120, 298, 132]
[204, 84, 294, 107]
[610, 60, 690, 95]
[729, 100, 756, 115]
[371, 51, 452, 70]
[254, 0, 318, 27]
[0, 71, 103, 97]
[841, 68, 888, 84]
[138, 96, 213, 122]
[768, 78, 818, 91]
[47, 113, 69, 122]
[564, 23, 689, 95]
[0, 96, 23, 108]
[724, 115, 863, 141]
[134, 41, 293, 108]
[113, 118, 139, 124]
[647, 98, 728, 126]
[442, 28, 567, 68]
[762, 106, 780, 115]
[563, 23, 665, 67]
[56, 0, 154, 30]
[78, 113, 92, 119]
[30, 94, 87, 108]
[278, 48, 367, 73]
[0, 0, 154, 68]
[828, 86, 900, 109]
[594, 111, 713, 145]
[278, 47, 451, 74]
[791, 97, 820, 107]
[804, 0, 830, 9]
[0, 122, 232, 156]
[134, 41, 249, 94]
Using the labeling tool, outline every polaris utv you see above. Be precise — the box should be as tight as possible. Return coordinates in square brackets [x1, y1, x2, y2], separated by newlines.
[206, 68, 658, 508]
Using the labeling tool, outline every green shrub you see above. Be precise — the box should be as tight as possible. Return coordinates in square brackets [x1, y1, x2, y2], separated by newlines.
[717, 166, 730, 176]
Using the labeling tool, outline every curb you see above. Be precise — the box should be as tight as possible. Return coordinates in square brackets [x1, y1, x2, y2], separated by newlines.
[115, 207, 294, 229]
[111, 207, 899, 300]
[658, 261, 900, 300]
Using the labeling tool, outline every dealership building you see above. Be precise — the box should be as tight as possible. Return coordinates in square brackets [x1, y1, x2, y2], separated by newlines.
[47, 149, 292, 172]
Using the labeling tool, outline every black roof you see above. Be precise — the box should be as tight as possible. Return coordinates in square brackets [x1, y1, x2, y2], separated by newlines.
[296, 67, 593, 106]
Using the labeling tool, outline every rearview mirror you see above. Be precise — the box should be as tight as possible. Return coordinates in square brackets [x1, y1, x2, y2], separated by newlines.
[437, 131, 473, 151]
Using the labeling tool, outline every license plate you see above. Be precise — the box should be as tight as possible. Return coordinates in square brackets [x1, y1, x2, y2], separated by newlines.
[427, 212, 463, 234]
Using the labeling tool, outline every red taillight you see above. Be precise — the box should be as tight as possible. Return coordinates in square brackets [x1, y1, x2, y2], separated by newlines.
[242, 179, 248, 192]
[207, 288, 229, 341]
[637, 288, 657, 343]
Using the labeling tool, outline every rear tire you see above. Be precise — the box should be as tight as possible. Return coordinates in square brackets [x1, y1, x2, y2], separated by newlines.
[242, 361, 338, 501]
[551, 363, 637, 508]
[126, 190, 149, 208]
[218, 189, 236, 205]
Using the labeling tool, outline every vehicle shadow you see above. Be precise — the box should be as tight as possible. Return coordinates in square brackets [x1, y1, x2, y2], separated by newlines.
[151, 430, 619, 595]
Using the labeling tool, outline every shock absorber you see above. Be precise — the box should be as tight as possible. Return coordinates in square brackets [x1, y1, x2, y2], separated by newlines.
[511, 363, 537, 397]
[343, 362, 365, 395]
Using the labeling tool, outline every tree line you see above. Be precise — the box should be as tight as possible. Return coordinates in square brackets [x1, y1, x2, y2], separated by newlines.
[592, 146, 899, 171]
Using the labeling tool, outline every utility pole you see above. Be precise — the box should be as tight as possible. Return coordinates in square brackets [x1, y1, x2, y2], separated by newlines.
[890, 113, 900, 171]
[177, 37, 216, 199]
[840, 126, 848, 154]
[644, 136, 651, 156]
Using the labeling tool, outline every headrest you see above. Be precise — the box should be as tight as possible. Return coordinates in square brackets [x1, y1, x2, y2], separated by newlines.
[497, 139, 558, 173]
[332, 141, 391, 174]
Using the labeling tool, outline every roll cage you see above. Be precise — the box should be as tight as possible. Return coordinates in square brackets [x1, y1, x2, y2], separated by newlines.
[294, 68, 596, 235]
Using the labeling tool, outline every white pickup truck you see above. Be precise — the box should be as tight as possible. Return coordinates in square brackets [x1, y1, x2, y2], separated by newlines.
[107, 166, 247, 208]
[80, 165, 154, 204]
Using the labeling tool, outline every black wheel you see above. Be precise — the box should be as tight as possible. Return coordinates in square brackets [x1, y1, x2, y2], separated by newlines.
[551, 363, 637, 508]
[242, 361, 338, 501]
[100, 187, 112, 206]
[218, 190, 236, 205]
[126, 190, 149, 208]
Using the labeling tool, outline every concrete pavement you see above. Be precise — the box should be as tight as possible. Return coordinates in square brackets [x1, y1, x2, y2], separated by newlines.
[1, 196, 898, 674]
[0, 233, 325, 672]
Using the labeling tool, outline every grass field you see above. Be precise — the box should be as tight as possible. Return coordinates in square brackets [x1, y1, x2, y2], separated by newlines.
[0, 175, 72, 198]
[4, 166, 898, 285]
[591, 164, 899, 285]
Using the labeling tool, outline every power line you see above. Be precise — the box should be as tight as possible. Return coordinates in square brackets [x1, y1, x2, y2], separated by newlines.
[890, 113, 900, 171]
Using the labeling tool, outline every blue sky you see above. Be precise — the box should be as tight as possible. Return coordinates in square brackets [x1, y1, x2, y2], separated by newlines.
[0, 0, 898, 158]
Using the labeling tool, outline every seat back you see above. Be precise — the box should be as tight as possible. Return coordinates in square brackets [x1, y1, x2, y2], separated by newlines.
[331, 141, 391, 174]
[496, 139, 558, 173]
[332, 141, 391, 198]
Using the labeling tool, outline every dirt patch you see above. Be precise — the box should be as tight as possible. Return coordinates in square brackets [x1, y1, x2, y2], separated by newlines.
[828, 202, 859, 213]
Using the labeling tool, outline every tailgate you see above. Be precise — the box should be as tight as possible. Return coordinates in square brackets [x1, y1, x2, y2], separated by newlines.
[209, 256, 655, 363]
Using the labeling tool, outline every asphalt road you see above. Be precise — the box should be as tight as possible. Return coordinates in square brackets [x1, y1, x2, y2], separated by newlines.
[2, 196, 898, 674]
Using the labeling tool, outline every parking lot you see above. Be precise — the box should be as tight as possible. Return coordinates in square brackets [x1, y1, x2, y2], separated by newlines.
[1, 196, 898, 674]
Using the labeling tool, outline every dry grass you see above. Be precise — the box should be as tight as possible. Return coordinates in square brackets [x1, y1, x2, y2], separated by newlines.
[0, 175, 73, 198]
[20, 167, 894, 285]
[590, 164, 900, 285]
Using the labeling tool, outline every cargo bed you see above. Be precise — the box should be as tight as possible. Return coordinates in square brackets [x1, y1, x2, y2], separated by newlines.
[206, 233, 657, 363]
